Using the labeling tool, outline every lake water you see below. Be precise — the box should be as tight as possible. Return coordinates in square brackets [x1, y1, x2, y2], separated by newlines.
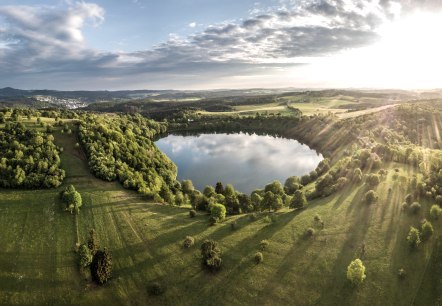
[155, 132, 323, 194]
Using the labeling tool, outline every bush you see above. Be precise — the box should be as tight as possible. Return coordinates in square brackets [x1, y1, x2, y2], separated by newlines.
[406, 226, 421, 249]
[189, 209, 197, 218]
[150, 282, 165, 296]
[254, 252, 264, 264]
[366, 174, 380, 187]
[183, 236, 195, 248]
[78, 244, 93, 268]
[346, 259, 366, 286]
[200, 240, 222, 272]
[87, 229, 99, 255]
[210, 203, 226, 222]
[314, 214, 322, 222]
[421, 221, 433, 241]
[248, 213, 258, 222]
[260, 240, 269, 251]
[430, 204, 442, 220]
[409, 202, 421, 214]
[364, 190, 378, 204]
[305, 227, 315, 238]
[336, 177, 348, 190]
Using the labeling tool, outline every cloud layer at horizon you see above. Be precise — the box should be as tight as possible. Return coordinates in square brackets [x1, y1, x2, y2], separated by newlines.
[0, 0, 440, 90]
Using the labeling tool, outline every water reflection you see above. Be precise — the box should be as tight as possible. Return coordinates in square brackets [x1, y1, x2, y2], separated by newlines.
[155, 132, 323, 194]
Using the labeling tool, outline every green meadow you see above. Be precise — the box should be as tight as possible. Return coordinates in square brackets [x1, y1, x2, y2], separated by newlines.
[0, 118, 439, 305]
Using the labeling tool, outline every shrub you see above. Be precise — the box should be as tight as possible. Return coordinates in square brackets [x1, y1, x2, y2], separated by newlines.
[210, 203, 226, 222]
[78, 244, 93, 268]
[260, 240, 269, 251]
[248, 213, 258, 222]
[366, 174, 380, 187]
[200, 240, 222, 272]
[150, 282, 165, 296]
[87, 229, 99, 255]
[314, 214, 322, 222]
[409, 202, 421, 214]
[430, 204, 442, 220]
[421, 221, 433, 241]
[189, 209, 197, 218]
[406, 226, 421, 249]
[336, 177, 348, 190]
[183, 236, 195, 248]
[364, 190, 378, 204]
[346, 259, 366, 286]
[254, 252, 264, 264]
[305, 227, 315, 238]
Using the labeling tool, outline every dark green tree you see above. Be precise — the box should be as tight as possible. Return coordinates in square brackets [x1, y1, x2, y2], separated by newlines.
[290, 189, 308, 209]
[91, 248, 113, 285]
[200, 240, 222, 272]
[215, 182, 224, 194]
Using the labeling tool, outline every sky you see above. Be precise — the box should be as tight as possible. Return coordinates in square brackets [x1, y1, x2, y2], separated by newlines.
[0, 0, 442, 90]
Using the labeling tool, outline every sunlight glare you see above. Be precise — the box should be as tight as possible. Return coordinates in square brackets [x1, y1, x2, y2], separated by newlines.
[301, 12, 442, 89]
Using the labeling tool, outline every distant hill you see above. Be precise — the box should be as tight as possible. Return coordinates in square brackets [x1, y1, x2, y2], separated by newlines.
[0, 87, 440, 110]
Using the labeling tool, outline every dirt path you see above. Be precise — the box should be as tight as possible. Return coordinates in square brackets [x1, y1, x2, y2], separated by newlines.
[337, 104, 399, 119]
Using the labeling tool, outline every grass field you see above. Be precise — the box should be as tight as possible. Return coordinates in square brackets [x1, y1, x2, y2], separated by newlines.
[197, 94, 399, 118]
[0, 119, 440, 305]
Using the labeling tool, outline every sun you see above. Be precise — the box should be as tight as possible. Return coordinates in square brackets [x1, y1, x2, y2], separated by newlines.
[300, 11, 442, 89]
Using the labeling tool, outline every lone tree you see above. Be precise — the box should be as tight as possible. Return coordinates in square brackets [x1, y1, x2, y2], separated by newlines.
[61, 185, 83, 214]
[406, 226, 421, 249]
[91, 248, 113, 285]
[210, 203, 226, 223]
[421, 221, 433, 241]
[200, 240, 222, 272]
[347, 258, 366, 286]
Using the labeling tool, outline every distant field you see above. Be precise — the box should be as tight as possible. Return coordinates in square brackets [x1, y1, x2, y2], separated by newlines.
[337, 104, 399, 119]
[198, 94, 401, 118]
[0, 118, 439, 305]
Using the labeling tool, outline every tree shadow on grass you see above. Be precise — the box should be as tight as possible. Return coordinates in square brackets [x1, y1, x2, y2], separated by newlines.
[189, 209, 305, 305]
[317, 189, 375, 305]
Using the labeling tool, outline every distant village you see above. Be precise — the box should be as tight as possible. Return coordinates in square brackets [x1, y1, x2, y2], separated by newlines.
[33, 95, 87, 109]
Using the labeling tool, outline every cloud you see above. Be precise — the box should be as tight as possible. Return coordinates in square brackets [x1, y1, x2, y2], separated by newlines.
[0, 0, 440, 89]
